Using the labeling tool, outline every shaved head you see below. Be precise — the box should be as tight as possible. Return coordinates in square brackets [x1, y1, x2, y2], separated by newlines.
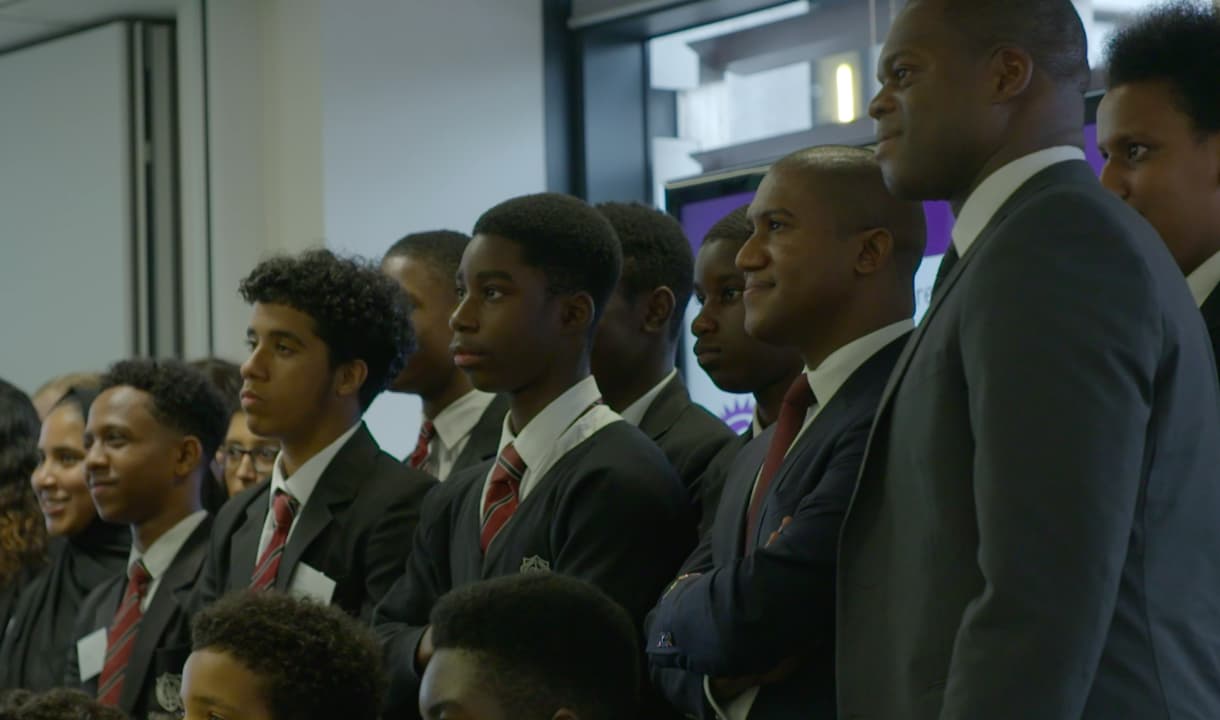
[771, 145, 927, 276]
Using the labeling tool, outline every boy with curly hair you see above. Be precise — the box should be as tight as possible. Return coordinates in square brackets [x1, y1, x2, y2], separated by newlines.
[181, 591, 384, 720]
[193, 249, 435, 620]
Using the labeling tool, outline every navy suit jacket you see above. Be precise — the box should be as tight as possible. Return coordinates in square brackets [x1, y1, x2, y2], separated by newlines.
[647, 334, 907, 719]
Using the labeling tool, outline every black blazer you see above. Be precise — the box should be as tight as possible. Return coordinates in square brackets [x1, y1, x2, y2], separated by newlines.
[448, 394, 510, 476]
[193, 423, 435, 621]
[1202, 286, 1220, 387]
[66, 516, 212, 719]
[647, 335, 906, 720]
[639, 374, 734, 513]
[374, 421, 695, 720]
[694, 429, 752, 541]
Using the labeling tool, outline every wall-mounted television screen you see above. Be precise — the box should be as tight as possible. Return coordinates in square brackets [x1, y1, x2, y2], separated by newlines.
[668, 95, 1106, 432]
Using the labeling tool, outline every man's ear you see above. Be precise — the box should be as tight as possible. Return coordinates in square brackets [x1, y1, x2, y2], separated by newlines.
[174, 436, 204, 479]
[559, 292, 595, 336]
[334, 359, 370, 401]
[987, 45, 1033, 102]
[854, 227, 895, 276]
[642, 286, 676, 335]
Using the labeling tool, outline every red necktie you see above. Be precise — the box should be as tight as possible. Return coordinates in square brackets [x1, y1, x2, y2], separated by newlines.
[745, 376, 816, 552]
[408, 420, 436, 471]
[480, 443, 526, 553]
[97, 561, 152, 706]
[251, 491, 299, 590]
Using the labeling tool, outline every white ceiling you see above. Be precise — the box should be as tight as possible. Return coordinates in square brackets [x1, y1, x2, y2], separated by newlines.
[0, 0, 179, 52]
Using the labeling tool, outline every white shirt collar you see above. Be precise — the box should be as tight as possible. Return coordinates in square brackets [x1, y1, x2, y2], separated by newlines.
[806, 319, 914, 410]
[1187, 248, 1220, 308]
[498, 375, 602, 470]
[750, 407, 765, 438]
[951, 146, 1086, 257]
[270, 421, 362, 507]
[430, 389, 497, 449]
[619, 369, 678, 427]
[128, 510, 208, 580]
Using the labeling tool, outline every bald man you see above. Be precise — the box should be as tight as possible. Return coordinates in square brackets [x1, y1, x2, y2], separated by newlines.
[647, 145, 926, 720]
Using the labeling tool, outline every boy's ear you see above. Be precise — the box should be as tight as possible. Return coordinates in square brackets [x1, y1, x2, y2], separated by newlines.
[334, 359, 370, 401]
[174, 436, 204, 478]
[642, 286, 676, 335]
[559, 292, 595, 336]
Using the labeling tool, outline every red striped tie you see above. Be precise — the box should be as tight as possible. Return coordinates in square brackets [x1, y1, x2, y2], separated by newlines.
[480, 443, 526, 552]
[251, 491, 299, 590]
[745, 375, 816, 553]
[97, 561, 152, 707]
[408, 420, 436, 471]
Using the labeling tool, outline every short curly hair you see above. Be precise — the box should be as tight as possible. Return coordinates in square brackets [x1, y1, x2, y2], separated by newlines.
[702, 204, 753, 249]
[190, 591, 385, 720]
[472, 193, 622, 324]
[0, 379, 44, 587]
[384, 230, 471, 286]
[1105, 1, 1220, 135]
[189, 357, 243, 417]
[239, 249, 414, 410]
[0, 688, 127, 720]
[99, 359, 229, 462]
[429, 573, 640, 720]
[595, 202, 694, 340]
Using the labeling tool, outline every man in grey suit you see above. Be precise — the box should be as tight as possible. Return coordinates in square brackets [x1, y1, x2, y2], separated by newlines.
[837, 1, 1220, 719]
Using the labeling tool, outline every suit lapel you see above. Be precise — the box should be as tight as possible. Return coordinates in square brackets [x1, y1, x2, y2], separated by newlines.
[637, 374, 688, 441]
[713, 431, 770, 562]
[870, 161, 1093, 427]
[275, 426, 369, 590]
[232, 487, 268, 589]
[120, 517, 213, 711]
[453, 395, 510, 470]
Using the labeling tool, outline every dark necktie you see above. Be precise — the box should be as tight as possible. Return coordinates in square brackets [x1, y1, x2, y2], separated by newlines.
[480, 443, 526, 553]
[251, 490, 299, 590]
[932, 244, 960, 296]
[97, 561, 152, 706]
[408, 420, 436, 471]
[745, 376, 817, 552]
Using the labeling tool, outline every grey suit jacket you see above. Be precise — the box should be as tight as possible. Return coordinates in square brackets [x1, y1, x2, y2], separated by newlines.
[837, 160, 1220, 720]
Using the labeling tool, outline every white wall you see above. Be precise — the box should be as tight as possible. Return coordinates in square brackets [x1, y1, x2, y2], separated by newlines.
[319, 0, 547, 457]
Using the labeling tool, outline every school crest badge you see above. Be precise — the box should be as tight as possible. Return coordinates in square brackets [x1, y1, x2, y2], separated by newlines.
[519, 555, 551, 573]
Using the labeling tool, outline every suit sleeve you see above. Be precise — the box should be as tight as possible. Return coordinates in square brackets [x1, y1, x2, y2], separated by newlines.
[552, 461, 696, 625]
[357, 469, 436, 622]
[646, 423, 867, 677]
[941, 195, 1161, 718]
[371, 484, 452, 720]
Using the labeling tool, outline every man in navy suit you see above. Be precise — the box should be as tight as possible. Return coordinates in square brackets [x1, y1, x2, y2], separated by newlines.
[647, 145, 926, 719]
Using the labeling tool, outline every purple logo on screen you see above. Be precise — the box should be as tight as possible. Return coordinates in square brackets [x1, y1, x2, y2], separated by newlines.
[720, 398, 755, 434]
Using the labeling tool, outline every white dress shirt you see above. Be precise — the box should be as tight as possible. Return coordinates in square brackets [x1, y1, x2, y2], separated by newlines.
[951, 146, 1087, 258]
[1187, 249, 1220, 309]
[619, 368, 678, 427]
[257, 421, 362, 559]
[127, 510, 208, 612]
[481, 375, 620, 507]
[425, 389, 499, 481]
[706, 318, 914, 720]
